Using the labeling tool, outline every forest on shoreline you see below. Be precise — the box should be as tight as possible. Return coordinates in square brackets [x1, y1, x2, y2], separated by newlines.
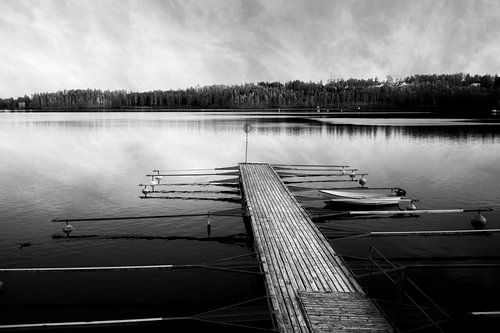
[1, 73, 499, 113]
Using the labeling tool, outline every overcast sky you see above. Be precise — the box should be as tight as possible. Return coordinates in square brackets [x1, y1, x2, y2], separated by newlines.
[1, 0, 499, 97]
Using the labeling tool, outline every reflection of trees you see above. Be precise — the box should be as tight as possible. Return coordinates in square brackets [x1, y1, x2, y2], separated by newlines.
[2, 74, 499, 112]
[245, 120, 500, 144]
[326, 124, 500, 143]
[10, 114, 500, 143]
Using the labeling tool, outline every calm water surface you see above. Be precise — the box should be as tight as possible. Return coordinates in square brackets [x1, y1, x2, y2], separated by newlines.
[0, 112, 499, 331]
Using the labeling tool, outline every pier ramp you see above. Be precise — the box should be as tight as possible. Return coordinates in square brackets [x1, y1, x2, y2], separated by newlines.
[239, 163, 392, 332]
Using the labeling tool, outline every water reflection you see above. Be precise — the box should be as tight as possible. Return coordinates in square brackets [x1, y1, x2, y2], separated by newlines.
[3, 113, 500, 142]
[1, 112, 500, 330]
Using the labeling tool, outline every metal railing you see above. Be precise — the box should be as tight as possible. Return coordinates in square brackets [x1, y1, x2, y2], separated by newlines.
[366, 246, 450, 332]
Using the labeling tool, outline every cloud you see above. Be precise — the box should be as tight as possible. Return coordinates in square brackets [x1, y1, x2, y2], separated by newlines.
[0, 0, 499, 97]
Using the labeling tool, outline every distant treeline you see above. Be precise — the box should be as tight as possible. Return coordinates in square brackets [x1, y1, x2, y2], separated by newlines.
[2, 73, 499, 112]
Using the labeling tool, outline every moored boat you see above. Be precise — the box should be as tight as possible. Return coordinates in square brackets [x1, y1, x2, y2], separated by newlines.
[323, 196, 403, 206]
[320, 188, 406, 206]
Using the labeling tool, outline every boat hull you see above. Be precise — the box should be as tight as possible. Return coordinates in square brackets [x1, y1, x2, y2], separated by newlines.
[324, 197, 402, 206]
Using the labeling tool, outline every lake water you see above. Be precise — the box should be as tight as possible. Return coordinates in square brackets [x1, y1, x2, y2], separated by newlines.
[1, 112, 499, 331]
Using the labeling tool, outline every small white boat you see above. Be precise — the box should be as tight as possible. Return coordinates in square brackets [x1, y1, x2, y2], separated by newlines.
[320, 189, 404, 206]
[324, 196, 403, 206]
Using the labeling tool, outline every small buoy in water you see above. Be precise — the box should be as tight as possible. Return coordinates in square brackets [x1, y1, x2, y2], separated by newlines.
[62, 223, 75, 234]
[19, 242, 31, 249]
[207, 215, 211, 237]
[358, 176, 367, 187]
[406, 202, 417, 210]
[471, 212, 487, 230]
[349, 171, 356, 180]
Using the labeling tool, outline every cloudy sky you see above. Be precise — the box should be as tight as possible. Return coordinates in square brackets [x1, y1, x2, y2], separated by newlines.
[0, 0, 499, 97]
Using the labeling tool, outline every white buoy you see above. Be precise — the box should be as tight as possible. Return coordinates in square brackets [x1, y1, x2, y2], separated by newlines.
[62, 224, 75, 234]
[406, 201, 417, 210]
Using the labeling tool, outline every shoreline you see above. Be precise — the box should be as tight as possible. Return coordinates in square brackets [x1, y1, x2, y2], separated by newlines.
[2, 109, 499, 120]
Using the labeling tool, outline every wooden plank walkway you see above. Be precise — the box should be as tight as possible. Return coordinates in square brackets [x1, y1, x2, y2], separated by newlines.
[239, 163, 392, 333]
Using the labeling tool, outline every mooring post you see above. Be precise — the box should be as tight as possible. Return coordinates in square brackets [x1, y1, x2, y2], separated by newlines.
[245, 131, 248, 163]
[207, 213, 211, 237]
[243, 124, 252, 163]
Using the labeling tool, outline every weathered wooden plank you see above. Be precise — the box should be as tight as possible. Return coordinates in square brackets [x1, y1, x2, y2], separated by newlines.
[262, 167, 333, 292]
[249, 166, 309, 332]
[269, 166, 364, 293]
[255, 170, 320, 292]
[265, 166, 351, 292]
[299, 291, 392, 333]
[241, 165, 301, 332]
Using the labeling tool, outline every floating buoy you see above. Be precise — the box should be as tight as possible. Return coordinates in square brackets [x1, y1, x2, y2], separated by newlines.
[19, 242, 31, 249]
[471, 212, 487, 230]
[62, 223, 75, 234]
[349, 171, 356, 180]
[406, 202, 417, 210]
[358, 176, 367, 187]
[149, 181, 156, 192]
[207, 214, 211, 237]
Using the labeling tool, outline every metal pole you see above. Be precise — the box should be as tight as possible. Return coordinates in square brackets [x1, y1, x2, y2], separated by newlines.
[245, 131, 249, 163]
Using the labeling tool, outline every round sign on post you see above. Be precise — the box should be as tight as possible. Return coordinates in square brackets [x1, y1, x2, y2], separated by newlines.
[243, 123, 252, 163]
[243, 123, 253, 133]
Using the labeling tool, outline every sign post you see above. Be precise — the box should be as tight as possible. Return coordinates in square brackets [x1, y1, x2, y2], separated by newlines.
[243, 123, 253, 163]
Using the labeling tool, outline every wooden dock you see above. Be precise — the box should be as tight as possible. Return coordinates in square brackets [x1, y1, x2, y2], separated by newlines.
[239, 163, 392, 332]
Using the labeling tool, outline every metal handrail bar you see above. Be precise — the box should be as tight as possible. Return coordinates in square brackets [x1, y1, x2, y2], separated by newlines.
[405, 279, 450, 319]
[403, 319, 449, 333]
[368, 246, 449, 332]
[404, 293, 444, 333]
[369, 246, 400, 270]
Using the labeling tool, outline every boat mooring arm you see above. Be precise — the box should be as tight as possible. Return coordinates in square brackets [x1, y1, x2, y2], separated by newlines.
[347, 208, 493, 216]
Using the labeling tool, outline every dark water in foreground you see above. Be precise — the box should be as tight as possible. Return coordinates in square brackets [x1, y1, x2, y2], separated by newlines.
[0, 112, 500, 331]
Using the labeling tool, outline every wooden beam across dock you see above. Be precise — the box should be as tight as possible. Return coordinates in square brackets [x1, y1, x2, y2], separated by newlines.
[239, 163, 392, 333]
